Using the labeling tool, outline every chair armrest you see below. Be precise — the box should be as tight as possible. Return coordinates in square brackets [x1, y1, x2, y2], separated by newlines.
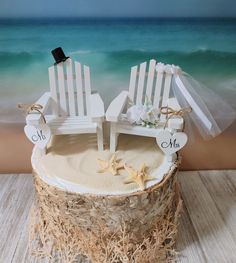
[106, 91, 129, 122]
[26, 92, 51, 125]
[90, 93, 105, 122]
[166, 97, 184, 130]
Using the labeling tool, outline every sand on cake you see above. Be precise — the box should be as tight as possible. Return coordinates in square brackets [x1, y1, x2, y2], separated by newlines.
[32, 133, 168, 194]
[0, 121, 236, 173]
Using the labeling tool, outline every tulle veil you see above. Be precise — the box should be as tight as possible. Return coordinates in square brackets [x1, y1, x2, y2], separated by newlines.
[167, 64, 236, 139]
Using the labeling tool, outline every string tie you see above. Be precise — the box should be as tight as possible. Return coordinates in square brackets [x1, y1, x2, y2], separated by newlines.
[160, 106, 192, 129]
[18, 103, 46, 124]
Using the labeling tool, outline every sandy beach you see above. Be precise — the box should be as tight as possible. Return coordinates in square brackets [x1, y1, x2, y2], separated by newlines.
[0, 122, 235, 173]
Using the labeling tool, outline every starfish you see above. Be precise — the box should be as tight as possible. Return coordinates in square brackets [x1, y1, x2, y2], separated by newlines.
[97, 154, 124, 176]
[124, 163, 154, 190]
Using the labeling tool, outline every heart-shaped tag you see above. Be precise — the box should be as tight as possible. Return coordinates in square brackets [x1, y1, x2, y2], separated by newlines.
[24, 124, 51, 149]
[156, 130, 188, 155]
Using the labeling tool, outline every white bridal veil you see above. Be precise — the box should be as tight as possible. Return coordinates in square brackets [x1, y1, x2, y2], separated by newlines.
[166, 64, 236, 139]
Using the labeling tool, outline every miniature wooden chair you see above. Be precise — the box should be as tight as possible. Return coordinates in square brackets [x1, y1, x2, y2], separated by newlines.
[26, 58, 104, 151]
[106, 59, 183, 152]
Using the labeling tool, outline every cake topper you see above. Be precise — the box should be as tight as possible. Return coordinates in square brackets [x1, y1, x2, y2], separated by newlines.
[97, 154, 124, 176]
[51, 47, 69, 65]
[106, 60, 236, 153]
[18, 103, 51, 150]
[19, 57, 105, 153]
[165, 63, 236, 139]
[124, 163, 154, 190]
[156, 130, 188, 155]
[126, 96, 160, 128]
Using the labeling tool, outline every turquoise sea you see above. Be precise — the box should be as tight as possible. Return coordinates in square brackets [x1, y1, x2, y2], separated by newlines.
[0, 18, 236, 123]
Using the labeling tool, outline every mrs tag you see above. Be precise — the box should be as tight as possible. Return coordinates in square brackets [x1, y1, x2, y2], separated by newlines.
[24, 124, 51, 149]
[156, 130, 188, 155]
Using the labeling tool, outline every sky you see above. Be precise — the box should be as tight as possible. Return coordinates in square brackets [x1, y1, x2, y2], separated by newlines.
[0, 0, 236, 18]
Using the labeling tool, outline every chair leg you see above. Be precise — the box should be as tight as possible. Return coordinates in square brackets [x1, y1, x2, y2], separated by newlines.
[110, 123, 118, 153]
[97, 122, 104, 151]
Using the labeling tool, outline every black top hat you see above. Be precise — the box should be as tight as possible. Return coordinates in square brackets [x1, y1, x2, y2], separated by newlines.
[51, 47, 69, 65]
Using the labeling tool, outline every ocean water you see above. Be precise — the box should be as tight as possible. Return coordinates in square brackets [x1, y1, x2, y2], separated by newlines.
[0, 18, 236, 123]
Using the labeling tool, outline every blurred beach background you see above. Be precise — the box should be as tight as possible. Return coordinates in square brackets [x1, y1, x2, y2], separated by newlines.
[1, 18, 236, 121]
[0, 17, 236, 172]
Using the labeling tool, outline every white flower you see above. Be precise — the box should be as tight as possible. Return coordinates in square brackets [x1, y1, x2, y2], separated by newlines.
[126, 101, 160, 127]
[126, 105, 144, 124]
[171, 64, 182, 74]
[148, 107, 159, 122]
[156, 62, 182, 75]
[156, 62, 165, 73]
[164, 64, 172, 74]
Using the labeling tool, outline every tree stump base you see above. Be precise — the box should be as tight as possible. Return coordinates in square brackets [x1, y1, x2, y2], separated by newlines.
[29, 160, 182, 263]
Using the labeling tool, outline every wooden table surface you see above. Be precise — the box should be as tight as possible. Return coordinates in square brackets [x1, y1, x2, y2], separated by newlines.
[0, 171, 235, 263]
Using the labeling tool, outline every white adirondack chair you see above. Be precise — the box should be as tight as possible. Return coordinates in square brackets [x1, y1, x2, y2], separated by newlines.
[106, 59, 183, 153]
[26, 58, 104, 151]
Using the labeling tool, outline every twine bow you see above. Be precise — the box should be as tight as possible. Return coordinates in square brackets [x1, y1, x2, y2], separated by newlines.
[160, 106, 192, 130]
[18, 103, 46, 123]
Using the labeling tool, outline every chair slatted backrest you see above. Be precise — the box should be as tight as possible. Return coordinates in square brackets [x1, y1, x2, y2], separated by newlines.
[48, 58, 91, 117]
[128, 59, 173, 121]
